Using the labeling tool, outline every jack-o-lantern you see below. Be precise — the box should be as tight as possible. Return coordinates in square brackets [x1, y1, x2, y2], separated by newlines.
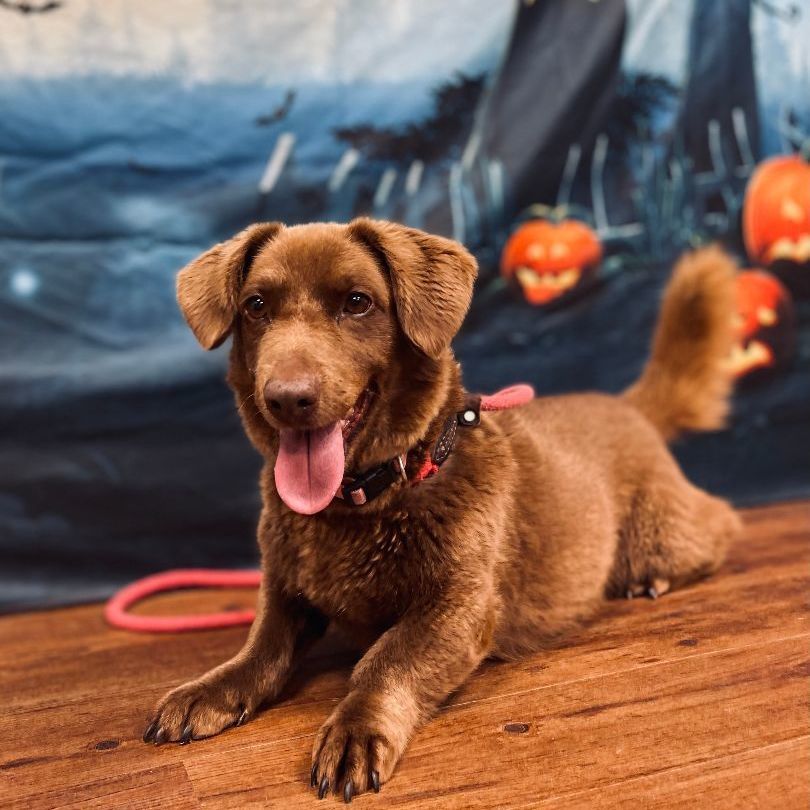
[727, 270, 796, 382]
[743, 154, 810, 298]
[500, 216, 602, 306]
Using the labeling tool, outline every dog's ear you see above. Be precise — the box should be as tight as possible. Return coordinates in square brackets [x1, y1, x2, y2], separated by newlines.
[176, 222, 283, 349]
[347, 218, 477, 358]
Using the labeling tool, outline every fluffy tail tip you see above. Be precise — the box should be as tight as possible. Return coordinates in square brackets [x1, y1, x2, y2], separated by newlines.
[624, 245, 738, 441]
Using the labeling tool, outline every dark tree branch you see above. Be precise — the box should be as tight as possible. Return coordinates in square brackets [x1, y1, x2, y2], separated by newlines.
[255, 89, 296, 127]
[753, 0, 801, 21]
[333, 72, 486, 165]
[0, 0, 63, 13]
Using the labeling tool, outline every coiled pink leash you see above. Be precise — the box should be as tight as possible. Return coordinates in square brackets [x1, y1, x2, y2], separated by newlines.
[104, 384, 535, 633]
[104, 569, 261, 633]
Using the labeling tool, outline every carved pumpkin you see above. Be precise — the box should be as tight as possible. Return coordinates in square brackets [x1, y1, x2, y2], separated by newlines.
[743, 155, 810, 298]
[500, 217, 602, 306]
[727, 270, 796, 382]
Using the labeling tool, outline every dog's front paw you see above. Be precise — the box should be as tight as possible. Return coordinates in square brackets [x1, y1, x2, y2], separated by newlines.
[311, 692, 405, 802]
[143, 663, 259, 745]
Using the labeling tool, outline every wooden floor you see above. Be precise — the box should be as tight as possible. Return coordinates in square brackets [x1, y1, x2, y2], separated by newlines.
[1, 501, 808, 809]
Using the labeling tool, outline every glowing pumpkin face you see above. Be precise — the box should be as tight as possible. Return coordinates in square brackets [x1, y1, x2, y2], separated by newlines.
[743, 155, 810, 298]
[727, 270, 796, 381]
[500, 219, 602, 306]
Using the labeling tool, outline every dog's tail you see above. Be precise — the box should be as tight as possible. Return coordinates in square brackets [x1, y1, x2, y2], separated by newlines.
[623, 245, 737, 442]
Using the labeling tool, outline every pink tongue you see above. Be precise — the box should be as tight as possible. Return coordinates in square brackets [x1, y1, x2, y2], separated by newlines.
[274, 422, 345, 515]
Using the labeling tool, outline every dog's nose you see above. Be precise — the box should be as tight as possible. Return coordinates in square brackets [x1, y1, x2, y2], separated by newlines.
[263, 377, 319, 422]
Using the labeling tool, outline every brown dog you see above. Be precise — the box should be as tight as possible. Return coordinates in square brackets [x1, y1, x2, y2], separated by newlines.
[144, 220, 742, 802]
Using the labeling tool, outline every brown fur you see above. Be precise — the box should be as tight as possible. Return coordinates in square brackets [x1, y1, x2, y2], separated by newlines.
[624, 245, 738, 440]
[146, 223, 742, 801]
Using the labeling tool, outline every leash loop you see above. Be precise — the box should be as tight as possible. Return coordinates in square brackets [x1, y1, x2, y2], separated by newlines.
[104, 569, 261, 633]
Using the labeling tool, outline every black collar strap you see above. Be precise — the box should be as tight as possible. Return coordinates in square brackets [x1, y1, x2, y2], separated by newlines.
[339, 395, 482, 507]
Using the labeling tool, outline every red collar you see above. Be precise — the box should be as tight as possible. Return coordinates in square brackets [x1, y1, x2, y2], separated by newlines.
[336, 385, 534, 507]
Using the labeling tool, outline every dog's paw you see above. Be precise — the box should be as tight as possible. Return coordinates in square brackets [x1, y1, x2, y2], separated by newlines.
[143, 665, 258, 745]
[311, 693, 403, 802]
[625, 577, 670, 600]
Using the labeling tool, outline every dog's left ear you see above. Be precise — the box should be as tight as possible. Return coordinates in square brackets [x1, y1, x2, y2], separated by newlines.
[348, 218, 477, 358]
[177, 222, 283, 349]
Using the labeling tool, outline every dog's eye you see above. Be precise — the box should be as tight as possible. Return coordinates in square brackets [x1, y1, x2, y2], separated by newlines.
[243, 295, 267, 319]
[343, 291, 372, 316]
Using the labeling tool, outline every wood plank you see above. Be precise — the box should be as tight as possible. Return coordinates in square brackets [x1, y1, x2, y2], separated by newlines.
[540, 737, 810, 809]
[2, 763, 199, 810]
[2, 535, 805, 773]
[0, 500, 807, 809]
[181, 636, 809, 808]
[3, 499, 806, 718]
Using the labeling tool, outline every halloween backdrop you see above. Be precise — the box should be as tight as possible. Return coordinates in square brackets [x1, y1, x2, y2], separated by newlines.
[1, 0, 809, 611]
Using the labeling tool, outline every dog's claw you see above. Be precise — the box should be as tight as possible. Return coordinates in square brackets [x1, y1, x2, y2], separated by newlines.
[179, 726, 193, 745]
[371, 770, 380, 793]
[143, 721, 158, 743]
[236, 708, 249, 727]
[318, 776, 330, 800]
[153, 727, 167, 745]
[344, 779, 354, 803]
[627, 580, 667, 601]
[310, 764, 318, 787]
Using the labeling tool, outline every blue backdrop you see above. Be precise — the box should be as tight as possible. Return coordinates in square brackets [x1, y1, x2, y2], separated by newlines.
[2, 0, 809, 611]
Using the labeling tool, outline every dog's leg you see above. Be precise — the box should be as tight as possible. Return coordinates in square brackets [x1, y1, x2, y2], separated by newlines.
[143, 579, 326, 744]
[612, 472, 741, 601]
[310, 591, 495, 801]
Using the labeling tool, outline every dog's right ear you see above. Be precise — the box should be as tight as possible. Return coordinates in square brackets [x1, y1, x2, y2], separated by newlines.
[176, 222, 283, 349]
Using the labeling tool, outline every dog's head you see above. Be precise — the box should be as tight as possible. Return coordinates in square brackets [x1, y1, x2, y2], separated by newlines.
[177, 219, 477, 514]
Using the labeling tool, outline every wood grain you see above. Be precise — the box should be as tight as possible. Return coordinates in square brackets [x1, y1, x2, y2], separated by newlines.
[1, 500, 808, 809]
[5, 764, 200, 810]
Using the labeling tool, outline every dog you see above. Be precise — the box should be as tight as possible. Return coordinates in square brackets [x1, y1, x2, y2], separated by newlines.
[143, 219, 742, 802]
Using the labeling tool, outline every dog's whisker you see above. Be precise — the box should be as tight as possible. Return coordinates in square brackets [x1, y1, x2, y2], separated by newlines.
[237, 393, 256, 416]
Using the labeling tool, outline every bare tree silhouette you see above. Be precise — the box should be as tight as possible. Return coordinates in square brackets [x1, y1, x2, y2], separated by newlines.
[604, 72, 678, 153]
[333, 72, 485, 165]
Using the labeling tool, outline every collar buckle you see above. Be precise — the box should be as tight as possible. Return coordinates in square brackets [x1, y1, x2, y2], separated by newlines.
[394, 453, 408, 480]
[341, 455, 406, 507]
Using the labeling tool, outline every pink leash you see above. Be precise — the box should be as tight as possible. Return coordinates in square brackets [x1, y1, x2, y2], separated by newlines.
[479, 384, 534, 412]
[104, 385, 534, 633]
[104, 569, 262, 633]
